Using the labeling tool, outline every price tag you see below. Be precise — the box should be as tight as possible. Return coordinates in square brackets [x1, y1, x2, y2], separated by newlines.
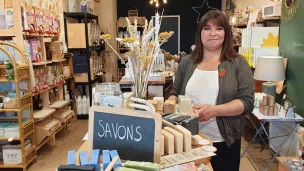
[99, 95, 122, 107]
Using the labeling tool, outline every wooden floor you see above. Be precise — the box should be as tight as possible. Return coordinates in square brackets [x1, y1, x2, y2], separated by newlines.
[5, 120, 279, 171]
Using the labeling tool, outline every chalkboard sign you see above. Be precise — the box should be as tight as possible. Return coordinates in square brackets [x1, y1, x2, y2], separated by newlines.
[88, 106, 162, 163]
[280, 1, 304, 117]
[153, 15, 180, 55]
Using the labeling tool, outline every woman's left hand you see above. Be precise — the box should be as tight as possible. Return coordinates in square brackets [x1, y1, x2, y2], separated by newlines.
[194, 104, 219, 122]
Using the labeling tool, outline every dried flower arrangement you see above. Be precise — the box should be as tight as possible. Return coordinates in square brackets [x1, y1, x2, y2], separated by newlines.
[100, 12, 174, 99]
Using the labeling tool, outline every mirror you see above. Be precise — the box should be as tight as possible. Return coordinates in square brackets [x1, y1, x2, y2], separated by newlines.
[285, 0, 294, 8]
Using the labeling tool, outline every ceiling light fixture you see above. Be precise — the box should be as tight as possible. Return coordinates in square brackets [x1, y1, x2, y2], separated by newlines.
[149, 0, 167, 7]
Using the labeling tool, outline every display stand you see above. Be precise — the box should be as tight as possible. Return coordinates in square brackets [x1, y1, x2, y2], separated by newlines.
[0, 42, 36, 171]
[0, 0, 77, 154]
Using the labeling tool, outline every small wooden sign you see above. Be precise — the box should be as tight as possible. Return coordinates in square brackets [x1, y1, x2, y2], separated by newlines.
[128, 10, 138, 17]
[88, 106, 162, 163]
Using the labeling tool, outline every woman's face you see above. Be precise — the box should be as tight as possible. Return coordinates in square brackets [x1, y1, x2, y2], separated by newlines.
[201, 22, 225, 51]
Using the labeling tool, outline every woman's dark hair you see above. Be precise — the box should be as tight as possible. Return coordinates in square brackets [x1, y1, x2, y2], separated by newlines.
[192, 10, 238, 64]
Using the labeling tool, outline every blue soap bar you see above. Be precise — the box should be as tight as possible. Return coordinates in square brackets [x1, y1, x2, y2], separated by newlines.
[89, 149, 100, 171]
[67, 150, 76, 165]
[79, 151, 89, 166]
[109, 150, 122, 170]
[102, 150, 111, 170]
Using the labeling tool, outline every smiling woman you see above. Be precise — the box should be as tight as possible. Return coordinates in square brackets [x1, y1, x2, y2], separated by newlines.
[168, 10, 254, 171]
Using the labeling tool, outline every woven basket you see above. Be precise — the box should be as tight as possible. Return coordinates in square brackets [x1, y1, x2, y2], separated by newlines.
[0, 65, 6, 79]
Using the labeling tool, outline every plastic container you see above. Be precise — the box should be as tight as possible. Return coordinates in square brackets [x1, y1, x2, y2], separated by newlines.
[93, 83, 123, 107]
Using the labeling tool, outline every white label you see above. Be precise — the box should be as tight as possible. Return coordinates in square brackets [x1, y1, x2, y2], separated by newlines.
[99, 95, 122, 108]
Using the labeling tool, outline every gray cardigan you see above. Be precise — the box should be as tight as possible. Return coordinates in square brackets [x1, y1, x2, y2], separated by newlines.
[170, 54, 255, 146]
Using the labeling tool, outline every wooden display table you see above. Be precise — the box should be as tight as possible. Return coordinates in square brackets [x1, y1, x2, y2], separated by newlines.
[119, 78, 166, 99]
[76, 140, 213, 170]
[277, 157, 300, 171]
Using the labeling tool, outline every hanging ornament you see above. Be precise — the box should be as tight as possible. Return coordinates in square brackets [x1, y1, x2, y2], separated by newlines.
[192, 0, 217, 23]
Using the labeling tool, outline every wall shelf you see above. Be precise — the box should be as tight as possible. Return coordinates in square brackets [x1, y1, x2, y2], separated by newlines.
[64, 12, 98, 20]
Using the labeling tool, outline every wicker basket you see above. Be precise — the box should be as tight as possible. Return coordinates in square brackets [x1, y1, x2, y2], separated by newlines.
[0, 65, 5, 79]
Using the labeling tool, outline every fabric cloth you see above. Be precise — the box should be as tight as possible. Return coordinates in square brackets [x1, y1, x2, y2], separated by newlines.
[170, 54, 254, 146]
[211, 139, 241, 171]
[185, 69, 224, 142]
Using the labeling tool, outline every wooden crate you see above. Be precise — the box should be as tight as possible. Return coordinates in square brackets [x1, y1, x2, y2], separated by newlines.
[35, 118, 61, 145]
[3, 93, 32, 109]
[51, 110, 73, 124]
[67, 23, 92, 48]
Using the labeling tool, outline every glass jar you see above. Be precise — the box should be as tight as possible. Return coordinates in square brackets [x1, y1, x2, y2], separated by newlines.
[93, 83, 123, 108]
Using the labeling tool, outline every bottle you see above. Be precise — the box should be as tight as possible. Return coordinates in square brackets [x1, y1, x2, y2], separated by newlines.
[38, 95, 43, 110]
[82, 96, 87, 115]
[76, 96, 82, 116]
[46, 46, 52, 61]
[86, 96, 90, 115]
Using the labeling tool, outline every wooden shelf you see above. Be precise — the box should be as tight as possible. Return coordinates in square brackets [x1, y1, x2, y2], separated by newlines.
[52, 59, 67, 63]
[34, 108, 56, 120]
[0, 29, 16, 37]
[64, 75, 74, 80]
[0, 103, 32, 112]
[0, 137, 21, 141]
[0, 161, 23, 168]
[233, 44, 241, 47]
[23, 32, 59, 38]
[64, 12, 98, 20]
[49, 100, 69, 109]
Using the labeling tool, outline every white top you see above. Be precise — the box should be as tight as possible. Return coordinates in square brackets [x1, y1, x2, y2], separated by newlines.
[185, 69, 224, 142]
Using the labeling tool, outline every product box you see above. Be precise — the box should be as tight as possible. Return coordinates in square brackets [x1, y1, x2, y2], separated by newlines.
[21, 6, 36, 33]
[44, 11, 53, 34]
[28, 39, 42, 62]
[34, 7, 44, 34]
[4, 123, 20, 138]
[49, 41, 63, 60]
[5, 8, 13, 29]
[67, 23, 92, 48]
[53, 14, 60, 35]
[2, 140, 32, 164]
[76, 0, 94, 14]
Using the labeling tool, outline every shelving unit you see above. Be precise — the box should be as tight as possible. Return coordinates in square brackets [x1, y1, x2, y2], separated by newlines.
[0, 42, 36, 171]
[116, 16, 145, 81]
[63, 12, 104, 112]
[0, 1, 77, 168]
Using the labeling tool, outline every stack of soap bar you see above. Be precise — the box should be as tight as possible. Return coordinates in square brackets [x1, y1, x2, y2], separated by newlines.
[124, 161, 160, 171]
[79, 151, 89, 166]
[161, 135, 164, 156]
[110, 150, 122, 170]
[161, 130, 174, 155]
[164, 100, 176, 114]
[153, 97, 164, 111]
[90, 149, 100, 171]
[192, 135, 205, 145]
[178, 95, 192, 113]
[102, 150, 111, 170]
[176, 125, 192, 152]
[147, 100, 158, 110]
[164, 127, 183, 153]
[67, 150, 76, 165]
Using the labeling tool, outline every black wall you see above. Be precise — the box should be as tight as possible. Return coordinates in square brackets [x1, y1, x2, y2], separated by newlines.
[117, 0, 222, 53]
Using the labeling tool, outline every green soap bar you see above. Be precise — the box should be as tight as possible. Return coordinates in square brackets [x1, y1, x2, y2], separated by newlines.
[115, 167, 143, 171]
[124, 161, 160, 171]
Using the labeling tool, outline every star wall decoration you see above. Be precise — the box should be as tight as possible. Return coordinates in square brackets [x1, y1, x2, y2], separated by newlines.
[192, 0, 217, 23]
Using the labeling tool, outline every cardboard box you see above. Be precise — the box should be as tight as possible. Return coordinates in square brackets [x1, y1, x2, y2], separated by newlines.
[50, 41, 63, 60]
[75, 73, 89, 82]
[67, 23, 92, 48]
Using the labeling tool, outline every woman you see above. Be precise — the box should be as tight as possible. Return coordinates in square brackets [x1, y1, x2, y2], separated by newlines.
[168, 10, 254, 171]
